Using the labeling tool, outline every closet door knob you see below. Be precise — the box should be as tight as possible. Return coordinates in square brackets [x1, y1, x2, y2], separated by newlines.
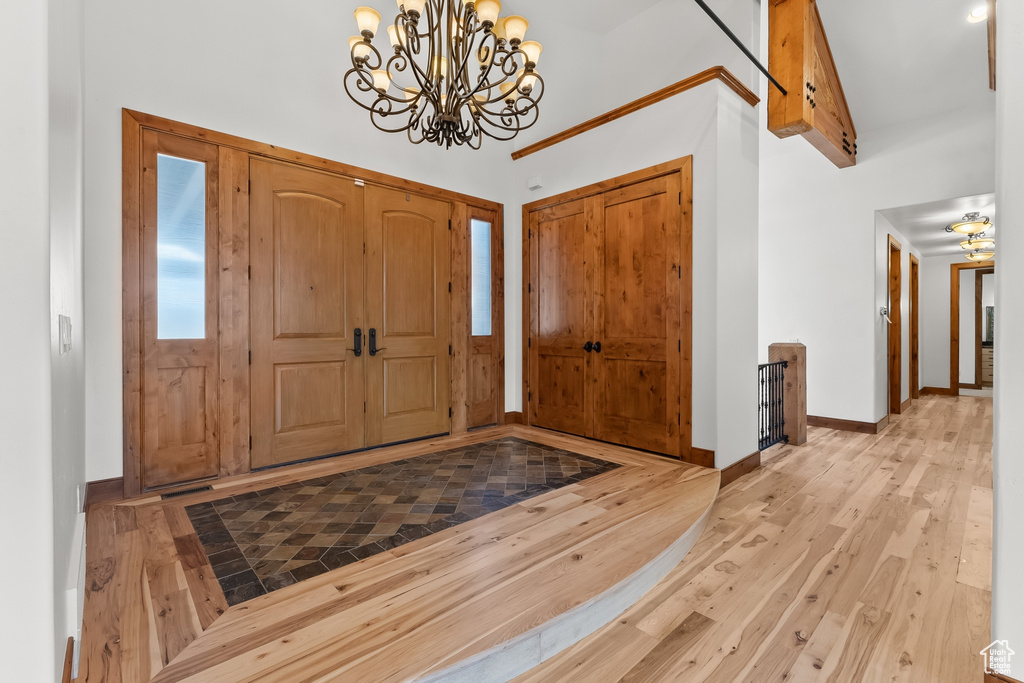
[583, 341, 594, 352]
[593, 341, 602, 353]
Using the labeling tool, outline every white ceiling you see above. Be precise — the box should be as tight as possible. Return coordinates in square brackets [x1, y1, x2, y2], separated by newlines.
[879, 193, 996, 257]
[815, 0, 994, 134]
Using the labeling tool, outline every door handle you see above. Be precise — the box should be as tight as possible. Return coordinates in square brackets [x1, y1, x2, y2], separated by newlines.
[593, 341, 602, 353]
[583, 341, 594, 352]
[349, 327, 362, 356]
[368, 328, 387, 356]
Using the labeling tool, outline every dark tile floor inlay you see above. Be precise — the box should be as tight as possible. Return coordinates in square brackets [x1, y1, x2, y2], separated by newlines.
[186, 438, 620, 605]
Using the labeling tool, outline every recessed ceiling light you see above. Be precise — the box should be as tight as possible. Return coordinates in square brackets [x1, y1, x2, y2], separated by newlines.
[967, 6, 988, 23]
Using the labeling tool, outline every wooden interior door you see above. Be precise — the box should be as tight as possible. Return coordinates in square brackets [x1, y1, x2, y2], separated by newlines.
[910, 254, 919, 400]
[249, 160, 365, 468]
[467, 207, 502, 428]
[888, 235, 902, 415]
[140, 130, 221, 489]
[591, 176, 682, 455]
[365, 186, 451, 446]
[528, 199, 592, 436]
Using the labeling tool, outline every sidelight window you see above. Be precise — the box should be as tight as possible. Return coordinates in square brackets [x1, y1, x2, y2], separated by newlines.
[156, 154, 207, 339]
[470, 218, 492, 336]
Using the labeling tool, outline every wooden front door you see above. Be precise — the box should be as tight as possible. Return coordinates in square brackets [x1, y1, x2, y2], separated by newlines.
[140, 130, 221, 489]
[528, 198, 591, 436]
[250, 160, 365, 468]
[364, 186, 451, 446]
[592, 176, 682, 455]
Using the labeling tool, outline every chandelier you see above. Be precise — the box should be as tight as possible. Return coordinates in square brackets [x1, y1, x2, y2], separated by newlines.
[344, 1, 544, 149]
[946, 212, 995, 261]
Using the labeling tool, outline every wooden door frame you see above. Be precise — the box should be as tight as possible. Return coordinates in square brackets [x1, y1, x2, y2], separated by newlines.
[122, 109, 502, 498]
[950, 260, 995, 394]
[521, 156, 693, 460]
[909, 253, 920, 400]
[887, 235, 902, 415]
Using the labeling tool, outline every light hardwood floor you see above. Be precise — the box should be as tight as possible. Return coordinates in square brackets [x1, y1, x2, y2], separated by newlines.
[514, 394, 993, 682]
[78, 427, 719, 682]
[79, 395, 991, 682]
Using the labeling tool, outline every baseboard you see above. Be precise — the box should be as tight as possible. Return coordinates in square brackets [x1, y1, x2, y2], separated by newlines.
[503, 411, 524, 425]
[719, 451, 761, 488]
[62, 637, 74, 683]
[986, 672, 1023, 683]
[689, 447, 715, 469]
[85, 477, 124, 509]
[960, 382, 982, 390]
[900, 398, 912, 412]
[921, 386, 958, 397]
[807, 415, 889, 435]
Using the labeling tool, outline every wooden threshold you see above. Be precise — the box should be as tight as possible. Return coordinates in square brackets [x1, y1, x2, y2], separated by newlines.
[79, 425, 718, 682]
[510, 66, 757, 161]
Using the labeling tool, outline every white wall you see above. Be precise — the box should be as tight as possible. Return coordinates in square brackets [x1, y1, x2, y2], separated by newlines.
[509, 81, 759, 468]
[992, 0, 1024, 673]
[959, 268, 974, 385]
[0, 1, 57, 680]
[919, 253, 963, 390]
[873, 215, 920, 411]
[759, 102, 995, 423]
[50, 0, 88, 672]
[83, 0, 517, 480]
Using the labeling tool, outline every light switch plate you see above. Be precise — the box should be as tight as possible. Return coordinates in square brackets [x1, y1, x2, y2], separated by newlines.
[59, 314, 72, 355]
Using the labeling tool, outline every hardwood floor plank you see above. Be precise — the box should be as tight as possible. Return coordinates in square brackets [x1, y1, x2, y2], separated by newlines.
[79, 397, 991, 683]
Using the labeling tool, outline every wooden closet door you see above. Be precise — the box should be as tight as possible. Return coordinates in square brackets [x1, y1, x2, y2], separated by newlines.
[140, 130, 221, 489]
[528, 198, 593, 436]
[249, 160, 365, 468]
[591, 175, 682, 455]
[364, 186, 451, 446]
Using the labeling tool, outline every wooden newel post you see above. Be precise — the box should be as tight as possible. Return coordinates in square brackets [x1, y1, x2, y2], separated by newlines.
[769, 343, 807, 446]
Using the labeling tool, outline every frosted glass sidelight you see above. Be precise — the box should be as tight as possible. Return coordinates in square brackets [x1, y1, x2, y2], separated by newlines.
[157, 154, 206, 339]
[470, 219, 492, 336]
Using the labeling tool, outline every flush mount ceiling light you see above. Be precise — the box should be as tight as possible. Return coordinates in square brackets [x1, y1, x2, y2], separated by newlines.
[960, 237, 995, 251]
[966, 251, 995, 262]
[344, 1, 544, 149]
[945, 211, 992, 236]
[967, 6, 988, 23]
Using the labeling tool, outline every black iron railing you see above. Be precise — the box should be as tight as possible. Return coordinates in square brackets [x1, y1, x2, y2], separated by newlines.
[758, 361, 789, 450]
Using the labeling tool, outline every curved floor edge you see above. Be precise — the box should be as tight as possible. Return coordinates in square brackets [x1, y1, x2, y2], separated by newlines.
[417, 498, 717, 683]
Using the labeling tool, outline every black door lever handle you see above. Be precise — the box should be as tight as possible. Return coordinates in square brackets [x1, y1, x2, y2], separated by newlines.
[369, 328, 386, 356]
[583, 341, 594, 352]
[348, 328, 362, 356]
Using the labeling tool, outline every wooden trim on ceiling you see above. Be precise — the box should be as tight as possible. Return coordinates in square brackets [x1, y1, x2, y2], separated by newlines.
[509, 66, 758, 161]
[950, 261, 995, 394]
[988, 0, 997, 90]
[122, 109, 503, 212]
[807, 414, 889, 435]
[720, 451, 761, 488]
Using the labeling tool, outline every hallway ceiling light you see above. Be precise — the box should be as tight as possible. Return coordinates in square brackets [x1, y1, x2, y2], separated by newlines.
[965, 251, 994, 262]
[960, 237, 995, 251]
[967, 7, 988, 23]
[344, 1, 544, 149]
[946, 211, 992, 236]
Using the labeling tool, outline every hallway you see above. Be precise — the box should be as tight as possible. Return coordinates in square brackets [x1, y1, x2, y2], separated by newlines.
[515, 395, 992, 682]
